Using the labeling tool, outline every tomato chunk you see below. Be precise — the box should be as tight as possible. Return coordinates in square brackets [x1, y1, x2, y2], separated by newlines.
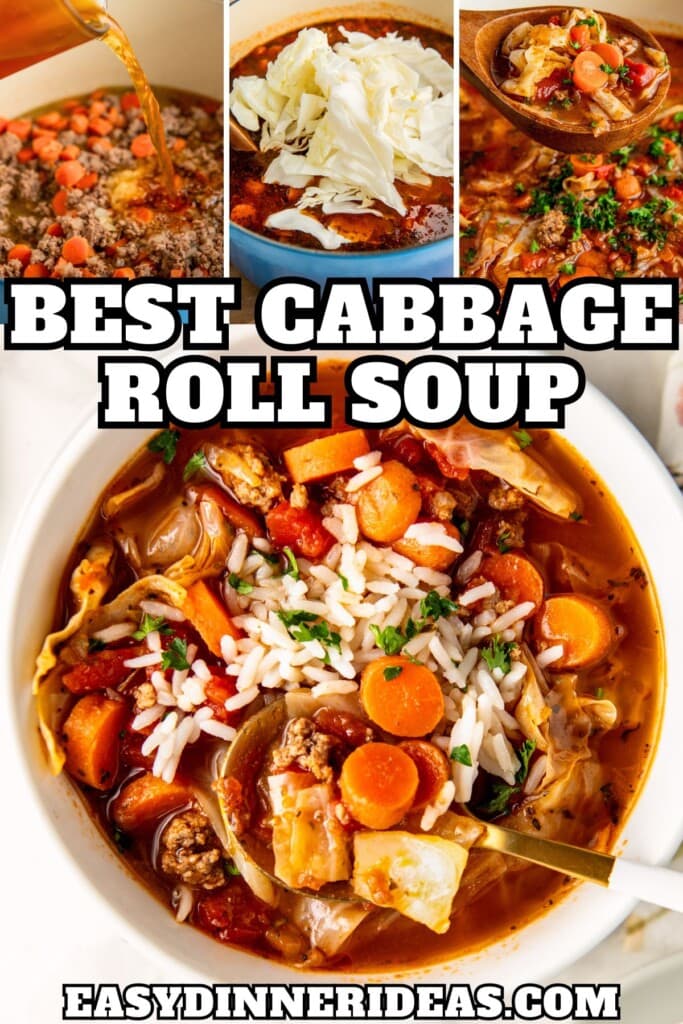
[624, 58, 658, 90]
[62, 645, 144, 694]
[203, 670, 241, 725]
[534, 67, 566, 103]
[196, 881, 273, 945]
[265, 500, 335, 560]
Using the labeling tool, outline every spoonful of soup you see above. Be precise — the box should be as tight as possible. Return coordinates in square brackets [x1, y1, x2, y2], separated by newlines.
[215, 693, 683, 927]
[461, 6, 670, 153]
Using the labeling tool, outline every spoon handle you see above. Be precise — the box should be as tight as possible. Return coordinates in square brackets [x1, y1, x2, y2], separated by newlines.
[480, 822, 683, 913]
[609, 859, 683, 913]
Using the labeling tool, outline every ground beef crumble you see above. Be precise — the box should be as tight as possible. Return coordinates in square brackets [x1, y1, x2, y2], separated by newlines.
[0, 89, 223, 277]
[159, 809, 226, 890]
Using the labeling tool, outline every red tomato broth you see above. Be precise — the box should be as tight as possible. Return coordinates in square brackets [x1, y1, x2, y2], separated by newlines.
[230, 19, 454, 252]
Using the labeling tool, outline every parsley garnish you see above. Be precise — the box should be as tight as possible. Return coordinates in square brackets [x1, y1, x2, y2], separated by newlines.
[225, 860, 241, 877]
[338, 573, 350, 592]
[577, 15, 596, 25]
[419, 590, 458, 622]
[183, 450, 207, 482]
[227, 573, 253, 596]
[611, 144, 634, 167]
[569, 510, 583, 521]
[253, 548, 279, 565]
[133, 613, 172, 640]
[383, 665, 403, 681]
[370, 621, 421, 655]
[451, 744, 473, 767]
[595, 687, 605, 699]
[277, 610, 340, 662]
[600, 62, 615, 75]
[528, 239, 540, 254]
[477, 739, 537, 816]
[112, 827, 133, 852]
[481, 636, 516, 674]
[148, 429, 180, 465]
[514, 182, 526, 194]
[559, 262, 576, 275]
[283, 546, 299, 580]
[161, 637, 190, 671]
[88, 637, 106, 653]
[626, 198, 674, 246]
[463, 247, 477, 265]
[497, 530, 512, 554]
[277, 610, 319, 629]
[513, 428, 533, 449]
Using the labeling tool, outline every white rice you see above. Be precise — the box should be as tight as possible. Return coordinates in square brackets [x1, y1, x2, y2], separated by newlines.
[92, 622, 136, 644]
[346, 465, 383, 492]
[492, 601, 535, 632]
[524, 753, 548, 795]
[124, 651, 162, 669]
[404, 522, 463, 554]
[353, 450, 382, 471]
[459, 581, 496, 606]
[140, 599, 186, 622]
[456, 549, 483, 583]
[536, 644, 564, 669]
[420, 780, 456, 831]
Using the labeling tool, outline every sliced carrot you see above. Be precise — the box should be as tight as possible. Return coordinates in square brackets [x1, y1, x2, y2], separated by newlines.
[132, 206, 154, 223]
[113, 267, 136, 279]
[8, 244, 32, 267]
[59, 144, 81, 161]
[283, 429, 370, 484]
[7, 119, 31, 141]
[47, 222, 64, 238]
[52, 189, 69, 216]
[481, 552, 544, 612]
[32, 133, 56, 153]
[62, 694, 127, 790]
[340, 742, 418, 829]
[62, 235, 93, 265]
[392, 521, 461, 572]
[356, 460, 422, 544]
[591, 42, 624, 69]
[572, 50, 609, 93]
[70, 113, 89, 134]
[398, 739, 450, 811]
[131, 132, 155, 158]
[111, 773, 192, 831]
[17, 148, 35, 163]
[24, 263, 49, 278]
[197, 484, 263, 538]
[533, 594, 614, 669]
[55, 159, 86, 187]
[0, 117, 7, 133]
[230, 203, 256, 225]
[36, 139, 62, 164]
[76, 172, 99, 190]
[88, 116, 113, 137]
[361, 656, 445, 737]
[89, 100, 107, 118]
[120, 92, 141, 112]
[37, 111, 63, 129]
[569, 24, 591, 48]
[570, 153, 604, 176]
[183, 579, 241, 656]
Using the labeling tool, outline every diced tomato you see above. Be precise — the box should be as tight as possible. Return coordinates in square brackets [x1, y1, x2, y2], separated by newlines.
[624, 59, 658, 90]
[569, 24, 591, 48]
[203, 671, 241, 725]
[119, 730, 155, 770]
[534, 67, 566, 103]
[385, 436, 424, 468]
[548, 13, 560, 24]
[520, 249, 550, 272]
[62, 645, 144, 694]
[594, 163, 616, 180]
[196, 882, 273, 945]
[664, 184, 683, 201]
[265, 500, 335, 560]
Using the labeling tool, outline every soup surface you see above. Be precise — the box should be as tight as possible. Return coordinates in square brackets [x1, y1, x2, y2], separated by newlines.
[34, 364, 662, 970]
[230, 19, 453, 252]
[492, 7, 668, 133]
[0, 87, 223, 278]
[461, 34, 683, 288]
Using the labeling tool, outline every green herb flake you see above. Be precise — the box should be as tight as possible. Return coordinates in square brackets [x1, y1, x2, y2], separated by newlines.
[147, 429, 180, 465]
[161, 637, 190, 672]
[595, 687, 605, 699]
[577, 15, 596, 25]
[227, 572, 253, 596]
[529, 239, 540, 254]
[383, 665, 403, 681]
[225, 860, 241, 877]
[514, 181, 526, 194]
[569, 510, 583, 521]
[419, 590, 458, 622]
[88, 637, 106, 653]
[283, 546, 300, 580]
[133, 613, 172, 641]
[463, 247, 477, 265]
[112, 827, 133, 852]
[481, 636, 516, 675]
[513, 428, 533, 449]
[516, 739, 536, 783]
[450, 744, 473, 767]
[253, 548, 279, 566]
[370, 623, 413, 656]
[496, 530, 512, 554]
[183, 450, 207, 482]
[559, 262, 576, 275]
[277, 609, 319, 629]
[338, 573, 350, 592]
[476, 740, 536, 816]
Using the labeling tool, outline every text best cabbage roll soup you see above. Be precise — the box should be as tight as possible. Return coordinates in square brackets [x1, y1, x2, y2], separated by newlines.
[34, 364, 662, 971]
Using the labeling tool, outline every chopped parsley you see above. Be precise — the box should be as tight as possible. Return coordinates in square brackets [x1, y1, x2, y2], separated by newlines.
[277, 609, 319, 629]
[338, 573, 350, 592]
[454, 516, 471, 537]
[224, 860, 241, 877]
[147, 429, 180, 465]
[576, 15, 596, 25]
[112, 827, 133, 852]
[595, 687, 605, 699]
[227, 573, 253, 596]
[569, 510, 583, 521]
[611, 144, 634, 168]
[463, 247, 477, 264]
[481, 636, 516, 675]
[558, 262, 576, 275]
[88, 637, 106, 653]
[370, 620, 420, 656]
[253, 548, 279, 566]
[626, 198, 674, 246]
[477, 739, 537, 817]
[161, 637, 190, 672]
[133, 613, 172, 640]
[277, 610, 341, 662]
[514, 181, 526, 194]
[528, 239, 540, 254]
[450, 744, 473, 767]
[600, 62, 615, 75]
[383, 665, 403, 681]
[513, 428, 533, 449]
[460, 224, 477, 238]
[182, 450, 207, 482]
[283, 546, 300, 580]
[496, 530, 512, 554]
[419, 590, 458, 622]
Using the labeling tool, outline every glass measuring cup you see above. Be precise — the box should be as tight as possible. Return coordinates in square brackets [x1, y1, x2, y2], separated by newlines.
[0, 0, 108, 79]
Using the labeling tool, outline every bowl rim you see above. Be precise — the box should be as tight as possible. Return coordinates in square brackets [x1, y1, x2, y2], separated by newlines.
[230, 220, 454, 259]
[3, 345, 683, 984]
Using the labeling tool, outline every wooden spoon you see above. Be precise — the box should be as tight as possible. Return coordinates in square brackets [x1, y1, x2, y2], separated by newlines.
[230, 114, 259, 153]
[460, 7, 670, 153]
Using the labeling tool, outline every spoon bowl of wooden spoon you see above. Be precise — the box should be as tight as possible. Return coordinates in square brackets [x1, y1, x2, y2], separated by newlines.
[460, 7, 670, 152]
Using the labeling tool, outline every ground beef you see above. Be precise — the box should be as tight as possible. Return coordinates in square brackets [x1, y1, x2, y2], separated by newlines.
[205, 442, 283, 514]
[535, 209, 568, 249]
[488, 485, 525, 511]
[0, 89, 223, 277]
[425, 488, 457, 521]
[271, 718, 335, 782]
[496, 517, 525, 549]
[159, 809, 226, 890]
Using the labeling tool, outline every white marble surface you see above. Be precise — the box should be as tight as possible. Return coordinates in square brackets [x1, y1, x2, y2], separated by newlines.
[1, 341, 681, 1022]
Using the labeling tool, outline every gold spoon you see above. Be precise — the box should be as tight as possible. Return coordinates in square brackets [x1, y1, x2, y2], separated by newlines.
[217, 695, 683, 912]
[460, 7, 670, 153]
[229, 114, 259, 153]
